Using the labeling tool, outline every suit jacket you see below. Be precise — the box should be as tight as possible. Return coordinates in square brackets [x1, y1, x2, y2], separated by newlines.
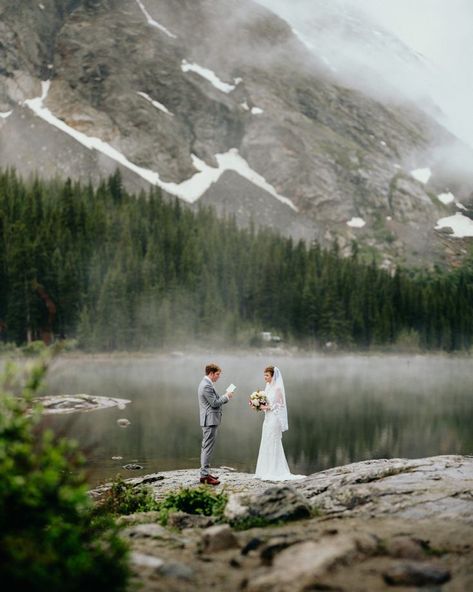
[198, 376, 229, 427]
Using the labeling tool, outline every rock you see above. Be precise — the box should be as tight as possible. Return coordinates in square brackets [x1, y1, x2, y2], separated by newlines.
[259, 536, 299, 565]
[298, 455, 473, 524]
[383, 562, 451, 586]
[201, 524, 239, 553]
[225, 485, 311, 525]
[122, 463, 143, 470]
[241, 537, 263, 556]
[117, 418, 130, 427]
[139, 475, 165, 486]
[122, 523, 168, 539]
[117, 511, 162, 526]
[159, 562, 194, 580]
[130, 551, 164, 570]
[384, 536, 427, 560]
[224, 492, 251, 521]
[247, 536, 358, 591]
[167, 511, 215, 530]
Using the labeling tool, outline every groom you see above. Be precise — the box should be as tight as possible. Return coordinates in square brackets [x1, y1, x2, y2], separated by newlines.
[198, 363, 234, 485]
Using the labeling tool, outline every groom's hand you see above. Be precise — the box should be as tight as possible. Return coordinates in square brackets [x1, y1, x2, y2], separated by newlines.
[226, 391, 234, 399]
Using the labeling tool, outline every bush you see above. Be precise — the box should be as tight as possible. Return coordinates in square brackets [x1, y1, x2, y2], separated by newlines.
[21, 340, 48, 356]
[96, 477, 160, 516]
[158, 486, 228, 525]
[0, 359, 130, 592]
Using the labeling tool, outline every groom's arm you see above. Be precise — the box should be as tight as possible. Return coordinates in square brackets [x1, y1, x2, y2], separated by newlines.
[202, 383, 229, 408]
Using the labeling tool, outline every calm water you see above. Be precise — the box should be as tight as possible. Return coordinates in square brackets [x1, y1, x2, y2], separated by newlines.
[40, 353, 473, 486]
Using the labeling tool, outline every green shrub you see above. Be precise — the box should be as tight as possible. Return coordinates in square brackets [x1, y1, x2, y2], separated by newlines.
[96, 477, 160, 516]
[0, 359, 130, 592]
[21, 340, 48, 356]
[158, 486, 228, 525]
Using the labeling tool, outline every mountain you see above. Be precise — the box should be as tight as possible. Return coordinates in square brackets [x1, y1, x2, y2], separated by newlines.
[0, 0, 472, 268]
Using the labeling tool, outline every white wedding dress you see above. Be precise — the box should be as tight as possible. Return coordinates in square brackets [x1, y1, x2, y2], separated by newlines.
[254, 367, 305, 481]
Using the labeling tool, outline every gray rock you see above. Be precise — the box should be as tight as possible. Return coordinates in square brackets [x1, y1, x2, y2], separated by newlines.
[383, 562, 451, 586]
[122, 463, 144, 470]
[247, 536, 358, 591]
[122, 523, 168, 539]
[167, 511, 215, 530]
[130, 551, 164, 570]
[225, 485, 311, 525]
[201, 524, 239, 552]
[159, 561, 194, 580]
[298, 455, 473, 524]
[384, 536, 427, 560]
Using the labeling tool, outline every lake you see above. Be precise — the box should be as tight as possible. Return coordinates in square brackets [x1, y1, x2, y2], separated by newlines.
[41, 353, 473, 486]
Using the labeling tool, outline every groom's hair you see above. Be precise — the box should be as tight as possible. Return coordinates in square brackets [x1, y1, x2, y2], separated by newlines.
[205, 363, 221, 375]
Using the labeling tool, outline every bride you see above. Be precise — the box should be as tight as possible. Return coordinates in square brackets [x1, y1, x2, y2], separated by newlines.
[254, 365, 305, 481]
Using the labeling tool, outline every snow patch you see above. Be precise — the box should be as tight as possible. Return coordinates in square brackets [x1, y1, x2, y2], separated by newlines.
[240, 101, 249, 111]
[410, 167, 431, 184]
[347, 217, 366, 228]
[137, 91, 173, 115]
[437, 192, 455, 205]
[435, 213, 473, 237]
[0, 110, 12, 119]
[24, 82, 296, 210]
[135, 0, 177, 39]
[39, 3, 45, 9]
[456, 201, 467, 210]
[251, 107, 264, 115]
[181, 60, 236, 93]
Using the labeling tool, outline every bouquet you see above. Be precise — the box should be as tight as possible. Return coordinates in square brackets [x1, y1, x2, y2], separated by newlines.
[248, 389, 268, 411]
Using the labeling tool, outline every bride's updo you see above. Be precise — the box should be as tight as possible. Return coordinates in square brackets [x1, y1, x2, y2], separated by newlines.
[264, 366, 275, 376]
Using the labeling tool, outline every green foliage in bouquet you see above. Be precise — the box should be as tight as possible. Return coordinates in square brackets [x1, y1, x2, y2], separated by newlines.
[0, 359, 130, 592]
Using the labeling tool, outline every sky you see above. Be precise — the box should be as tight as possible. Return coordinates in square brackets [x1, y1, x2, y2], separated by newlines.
[258, 0, 473, 149]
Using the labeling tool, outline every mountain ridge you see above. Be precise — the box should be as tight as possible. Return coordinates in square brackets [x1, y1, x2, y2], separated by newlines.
[0, 0, 472, 268]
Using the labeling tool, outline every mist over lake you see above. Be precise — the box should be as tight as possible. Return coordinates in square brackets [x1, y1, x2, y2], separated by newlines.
[42, 353, 473, 486]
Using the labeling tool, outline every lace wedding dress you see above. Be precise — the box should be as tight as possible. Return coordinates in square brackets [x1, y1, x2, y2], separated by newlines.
[254, 367, 305, 481]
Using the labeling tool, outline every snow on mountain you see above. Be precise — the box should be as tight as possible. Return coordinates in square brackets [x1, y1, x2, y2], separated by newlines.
[1, 0, 473, 269]
[180, 60, 238, 94]
[134, 0, 177, 39]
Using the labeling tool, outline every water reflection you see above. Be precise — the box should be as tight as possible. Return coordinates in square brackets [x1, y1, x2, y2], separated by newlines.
[43, 354, 473, 486]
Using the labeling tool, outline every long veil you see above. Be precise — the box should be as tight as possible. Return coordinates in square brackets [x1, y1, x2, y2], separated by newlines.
[273, 366, 288, 432]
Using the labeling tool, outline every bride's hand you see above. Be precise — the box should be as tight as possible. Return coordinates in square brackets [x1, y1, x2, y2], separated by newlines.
[260, 404, 269, 411]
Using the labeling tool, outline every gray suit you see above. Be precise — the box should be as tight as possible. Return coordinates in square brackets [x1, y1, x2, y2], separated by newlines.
[198, 376, 229, 477]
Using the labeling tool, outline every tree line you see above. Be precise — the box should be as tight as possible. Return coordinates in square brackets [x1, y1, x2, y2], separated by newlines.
[0, 168, 472, 351]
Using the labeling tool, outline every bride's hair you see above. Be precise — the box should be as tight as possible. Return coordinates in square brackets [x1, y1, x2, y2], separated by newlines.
[264, 366, 275, 376]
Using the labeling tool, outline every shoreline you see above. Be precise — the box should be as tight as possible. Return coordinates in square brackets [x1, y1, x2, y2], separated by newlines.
[2, 347, 473, 362]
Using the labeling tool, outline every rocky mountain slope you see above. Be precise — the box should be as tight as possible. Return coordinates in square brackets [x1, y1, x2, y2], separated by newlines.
[1, 0, 472, 268]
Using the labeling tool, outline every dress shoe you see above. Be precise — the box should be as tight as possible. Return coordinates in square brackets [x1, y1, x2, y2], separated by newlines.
[199, 475, 220, 485]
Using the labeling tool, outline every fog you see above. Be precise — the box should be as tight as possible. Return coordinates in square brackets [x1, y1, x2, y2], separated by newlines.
[256, 0, 473, 151]
[42, 353, 473, 485]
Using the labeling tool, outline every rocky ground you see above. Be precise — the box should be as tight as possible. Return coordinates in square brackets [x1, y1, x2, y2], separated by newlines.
[92, 455, 473, 591]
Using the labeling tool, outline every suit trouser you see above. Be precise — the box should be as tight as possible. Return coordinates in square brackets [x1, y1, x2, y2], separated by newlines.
[200, 425, 218, 477]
